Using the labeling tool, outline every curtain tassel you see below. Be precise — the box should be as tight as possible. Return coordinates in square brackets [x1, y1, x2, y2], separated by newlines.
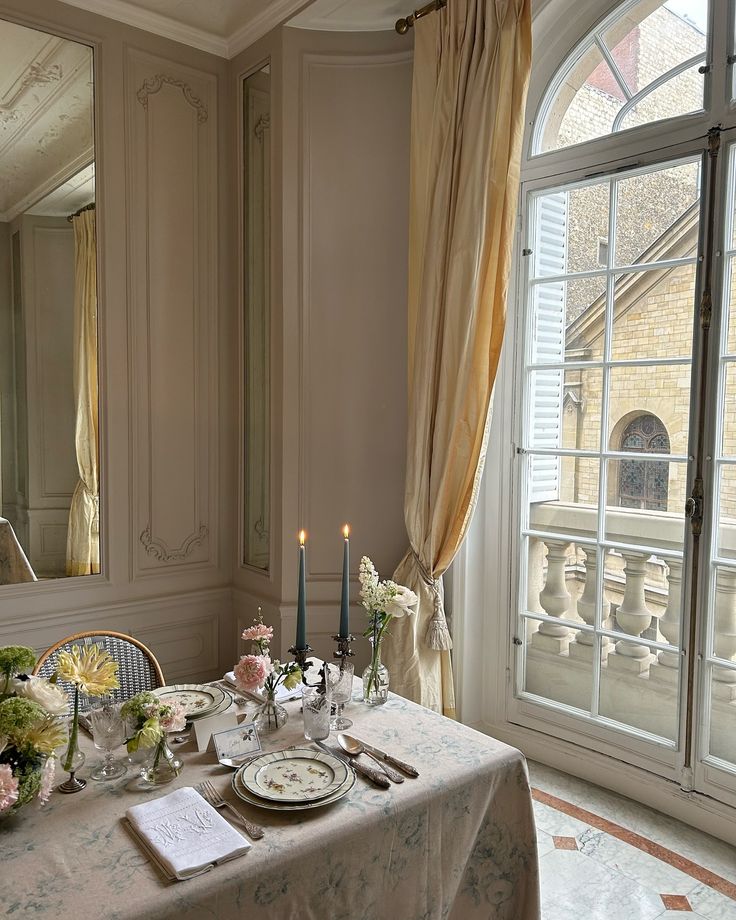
[425, 592, 453, 651]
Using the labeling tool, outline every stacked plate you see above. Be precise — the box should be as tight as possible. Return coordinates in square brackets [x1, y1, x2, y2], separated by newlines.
[151, 683, 233, 721]
[231, 748, 355, 812]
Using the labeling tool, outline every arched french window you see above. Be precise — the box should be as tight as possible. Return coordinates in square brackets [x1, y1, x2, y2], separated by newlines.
[507, 0, 736, 804]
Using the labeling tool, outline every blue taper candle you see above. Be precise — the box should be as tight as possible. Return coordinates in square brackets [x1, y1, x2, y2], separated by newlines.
[296, 530, 307, 649]
[339, 524, 350, 638]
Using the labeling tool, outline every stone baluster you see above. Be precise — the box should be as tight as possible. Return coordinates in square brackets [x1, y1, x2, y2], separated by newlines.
[655, 559, 683, 680]
[713, 568, 736, 699]
[569, 546, 610, 663]
[608, 551, 655, 674]
[532, 540, 572, 654]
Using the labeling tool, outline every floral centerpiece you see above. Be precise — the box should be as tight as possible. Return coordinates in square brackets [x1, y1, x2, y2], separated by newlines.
[359, 556, 417, 705]
[121, 691, 186, 785]
[234, 613, 302, 732]
[55, 645, 120, 791]
[0, 645, 68, 817]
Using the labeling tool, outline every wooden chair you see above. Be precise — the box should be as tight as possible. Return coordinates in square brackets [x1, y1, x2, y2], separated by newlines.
[33, 630, 165, 712]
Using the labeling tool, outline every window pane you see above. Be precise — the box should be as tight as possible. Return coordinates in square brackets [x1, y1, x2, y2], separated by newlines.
[610, 265, 697, 361]
[528, 456, 600, 541]
[618, 64, 705, 132]
[528, 368, 603, 452]
[532, 183, 610, 278]
[530, 277, 606, 364]
[720, 363, 736, 458]
[614, 161, 701, 268]
[539, 44, 625, 153]
[608, 364, 691, 456]
[605, 457, 687, 548]
[716, 465, 736, 560]
[602, 0, 707, 95]
[724, 258, 736, 355]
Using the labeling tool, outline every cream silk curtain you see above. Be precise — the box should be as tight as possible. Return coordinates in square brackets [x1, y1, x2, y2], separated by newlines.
[66, 208, 100, 576]
[384, 0, 532, 715]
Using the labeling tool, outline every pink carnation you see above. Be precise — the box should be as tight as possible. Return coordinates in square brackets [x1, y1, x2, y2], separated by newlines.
[38, 757, 56, 806]
[234, 654, 272, 692]
[0, 763, 19, 813]
[242, 623, 273, 643]
[160, 701, 186, 733]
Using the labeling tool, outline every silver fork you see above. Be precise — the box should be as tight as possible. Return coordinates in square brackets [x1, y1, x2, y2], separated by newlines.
[194, 780, 264, 840]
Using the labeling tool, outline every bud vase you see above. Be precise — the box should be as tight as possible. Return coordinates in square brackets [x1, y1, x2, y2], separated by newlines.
[140, 737, 182, 785]
[362, 636, 389, 706]
[59, 686, 86, 793]
[253, 696, 288, 733]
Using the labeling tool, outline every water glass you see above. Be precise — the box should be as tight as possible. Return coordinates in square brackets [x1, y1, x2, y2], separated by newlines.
[326, 662, 354, 731]
[302, 684, 331, 741]
[89, 699, 127, 781]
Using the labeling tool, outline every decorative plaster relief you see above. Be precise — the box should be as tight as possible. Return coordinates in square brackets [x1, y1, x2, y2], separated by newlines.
[140, 523, 209, 562]
[136, 73, 208, 124]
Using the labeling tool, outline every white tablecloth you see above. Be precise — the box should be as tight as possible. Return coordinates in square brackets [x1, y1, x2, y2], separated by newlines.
[0, 517, 36, 584]
[0, 687, 540, 919]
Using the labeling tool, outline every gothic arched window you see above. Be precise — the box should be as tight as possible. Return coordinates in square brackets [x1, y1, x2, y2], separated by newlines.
[618, 414, 670, 511]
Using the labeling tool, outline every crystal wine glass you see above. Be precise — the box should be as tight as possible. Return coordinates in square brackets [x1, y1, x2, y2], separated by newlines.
[326, 662, 354, 731]
[89, 699, 128, 781]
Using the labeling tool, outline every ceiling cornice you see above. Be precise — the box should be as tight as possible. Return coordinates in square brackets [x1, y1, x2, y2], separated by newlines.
[57, 0, 230, 56]
[227, 0, 311, 58]
[57, 0, 310, 59]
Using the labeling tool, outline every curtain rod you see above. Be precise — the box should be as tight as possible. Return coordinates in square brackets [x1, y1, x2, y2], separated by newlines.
[395, 0, 447, 34]
[67, 202, 95, 222]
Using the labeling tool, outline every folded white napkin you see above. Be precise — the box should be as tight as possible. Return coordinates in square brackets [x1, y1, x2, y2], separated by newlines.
[126, 786, 250, 880]
[223, 671, 302, 702]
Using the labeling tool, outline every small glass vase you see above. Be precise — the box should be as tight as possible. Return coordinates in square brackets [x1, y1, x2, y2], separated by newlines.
[362, 638, 389, 706]
[59, 686, 87, 793]
[253, 695, 288, 733]
[140, 737, 182, 786]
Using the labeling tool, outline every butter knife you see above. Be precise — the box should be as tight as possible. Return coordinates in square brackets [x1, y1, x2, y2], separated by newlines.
[353, 738, 419, 777]
[315, 742, 390, 788]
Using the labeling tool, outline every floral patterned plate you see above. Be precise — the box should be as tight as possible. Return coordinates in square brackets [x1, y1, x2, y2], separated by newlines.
[232, 759, 355, 811]
[240, 748, 350, 803]
[151, 684, 227, 720]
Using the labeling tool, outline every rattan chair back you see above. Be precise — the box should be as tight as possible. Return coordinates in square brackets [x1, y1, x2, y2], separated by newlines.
[33, 630, 165, 712]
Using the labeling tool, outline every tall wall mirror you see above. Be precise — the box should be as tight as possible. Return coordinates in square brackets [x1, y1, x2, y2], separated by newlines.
[242, 62, 270, 572]
[0, 19, 98, 584]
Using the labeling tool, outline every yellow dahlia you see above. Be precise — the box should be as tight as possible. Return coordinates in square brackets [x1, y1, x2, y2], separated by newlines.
[20, 716, 66, 756]
[56, 645, 120, 696]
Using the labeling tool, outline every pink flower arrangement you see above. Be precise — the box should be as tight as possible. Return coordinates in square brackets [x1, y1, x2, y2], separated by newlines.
[38, 757, 56, 806]
[143, 700, 186, 734]
[0, 763, 19, 813]
[234, 654, 273, 692]
[241, 623, 273, 644]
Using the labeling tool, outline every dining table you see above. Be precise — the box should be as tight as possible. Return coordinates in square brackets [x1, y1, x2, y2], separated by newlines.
[0, 677, 541, 920]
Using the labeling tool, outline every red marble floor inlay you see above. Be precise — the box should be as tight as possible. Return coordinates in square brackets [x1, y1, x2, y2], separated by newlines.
[532, 787, 736, 903]
[552, 836, 579, 850]
[660, 894, 692, 911]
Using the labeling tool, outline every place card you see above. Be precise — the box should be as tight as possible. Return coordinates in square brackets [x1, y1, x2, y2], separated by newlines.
[213, 722, 262, 765]
[192, 711, 239, 752]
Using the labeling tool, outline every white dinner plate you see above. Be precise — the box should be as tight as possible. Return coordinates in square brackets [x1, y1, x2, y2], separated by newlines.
[152, 683, 227, 720]
[231, 761, 355, 811]
[241, 748, 350, 803]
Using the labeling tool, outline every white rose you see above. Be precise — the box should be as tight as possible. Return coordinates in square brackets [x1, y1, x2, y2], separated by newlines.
[16, 676, 69, 716]
[385, 585, 418, 618]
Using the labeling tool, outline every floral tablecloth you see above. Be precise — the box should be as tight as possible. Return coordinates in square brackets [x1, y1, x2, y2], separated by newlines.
[0, 686, 540, 919]
[0, 518, 35, 585]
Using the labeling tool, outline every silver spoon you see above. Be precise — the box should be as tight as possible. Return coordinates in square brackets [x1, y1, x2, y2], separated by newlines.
[337, 733, 404, 783]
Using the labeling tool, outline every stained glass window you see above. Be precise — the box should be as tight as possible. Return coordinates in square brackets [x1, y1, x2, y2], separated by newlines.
[618, 414, 670, 510]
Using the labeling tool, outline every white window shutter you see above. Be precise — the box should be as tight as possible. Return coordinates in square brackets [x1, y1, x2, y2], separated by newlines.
[529, 191, 567, 503]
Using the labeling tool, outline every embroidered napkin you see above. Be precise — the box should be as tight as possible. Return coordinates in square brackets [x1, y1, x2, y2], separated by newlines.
[222, 671, 302, 702]
[126, 787, 250, 880]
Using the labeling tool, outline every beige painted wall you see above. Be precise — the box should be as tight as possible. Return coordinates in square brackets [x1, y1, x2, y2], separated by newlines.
[231, 27, 412, 668]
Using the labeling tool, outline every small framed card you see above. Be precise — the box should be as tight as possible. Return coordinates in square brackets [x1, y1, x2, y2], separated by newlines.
[213, 722, 262, 765]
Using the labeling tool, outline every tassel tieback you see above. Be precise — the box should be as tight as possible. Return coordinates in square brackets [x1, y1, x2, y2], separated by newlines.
[409, 548, 453, 652]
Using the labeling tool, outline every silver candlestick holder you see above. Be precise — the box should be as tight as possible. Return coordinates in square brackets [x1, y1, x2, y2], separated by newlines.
[289, 644, 314, 683]
[332, 634, 356, 666]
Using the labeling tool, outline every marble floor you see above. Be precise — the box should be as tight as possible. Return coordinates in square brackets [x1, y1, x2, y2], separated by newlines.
[529, 762, 736, 920]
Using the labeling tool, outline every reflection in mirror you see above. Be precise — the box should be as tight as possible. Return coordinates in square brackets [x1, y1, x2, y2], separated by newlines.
[0, 19, 98, 583]
[243, 63, 270, 571]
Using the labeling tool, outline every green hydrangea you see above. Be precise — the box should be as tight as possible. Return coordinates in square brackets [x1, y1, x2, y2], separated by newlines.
[120, 691, 158, 723]
[0, 646, 37, 683]
[0, 697, 46, 743]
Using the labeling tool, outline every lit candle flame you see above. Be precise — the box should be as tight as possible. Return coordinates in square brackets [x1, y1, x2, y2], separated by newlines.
[299, 530, 306, 546]
[343, 524, 350, 539]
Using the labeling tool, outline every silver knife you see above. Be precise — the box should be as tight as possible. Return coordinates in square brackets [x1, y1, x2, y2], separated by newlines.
[353, 738, 419, 777]
[315, 741, 390, 788]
